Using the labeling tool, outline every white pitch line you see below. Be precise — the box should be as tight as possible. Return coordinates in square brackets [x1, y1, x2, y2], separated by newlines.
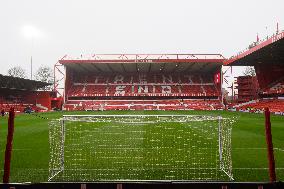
[234, 168, 284, 170]
[0, 148, 32, 152]
[275, 148, 284, 152]
[233, 148, 284, 151]
[233, 148, 267, 150]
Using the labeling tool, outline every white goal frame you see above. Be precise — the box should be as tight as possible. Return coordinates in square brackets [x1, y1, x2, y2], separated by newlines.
[48, 114, 233, 181]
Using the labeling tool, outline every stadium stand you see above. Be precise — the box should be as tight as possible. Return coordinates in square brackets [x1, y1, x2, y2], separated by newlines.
[236, 76, 259, 102]
[55, 54, 224, 110]
[63, 73, 222, 110]
[0, 74, 52, 113]
[262, 77, 284, 95]
[237, 98, 284, 114]
[56, 54, 225, 111]
[226, 31, 284, 115]
[67, 74, 219, 97]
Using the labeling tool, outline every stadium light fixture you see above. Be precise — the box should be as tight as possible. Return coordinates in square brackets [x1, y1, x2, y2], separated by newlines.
[21, 25, 43, 39]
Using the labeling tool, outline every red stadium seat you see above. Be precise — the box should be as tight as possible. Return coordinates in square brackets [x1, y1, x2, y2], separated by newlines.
[237, 99, 284, 113]
[64, 73, 222, 111]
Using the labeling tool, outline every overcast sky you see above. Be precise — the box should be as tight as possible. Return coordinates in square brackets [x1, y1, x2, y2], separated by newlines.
[0, 0, 283, 79]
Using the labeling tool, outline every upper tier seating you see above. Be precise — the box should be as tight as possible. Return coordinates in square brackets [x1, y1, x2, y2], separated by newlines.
[67, 74, 219, 97]
[64, 73, 222, 111]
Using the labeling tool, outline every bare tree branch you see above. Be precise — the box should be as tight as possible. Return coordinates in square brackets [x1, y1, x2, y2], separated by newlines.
[7, 66, 27, 78]
[243, 66, 256, 76]
[34, 65, 54, 90]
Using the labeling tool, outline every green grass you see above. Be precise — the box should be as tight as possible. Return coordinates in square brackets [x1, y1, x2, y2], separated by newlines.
[52, 115, 227, 181]
[0, 110, 283, 182]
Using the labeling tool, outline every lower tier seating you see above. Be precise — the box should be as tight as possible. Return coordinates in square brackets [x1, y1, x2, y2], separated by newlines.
[64, 99, 223, 111]
[236, 99, 284, 113]
[262, 79, 284, 95]
[67, 85, 219, 97]
[0, 102, 38, 113]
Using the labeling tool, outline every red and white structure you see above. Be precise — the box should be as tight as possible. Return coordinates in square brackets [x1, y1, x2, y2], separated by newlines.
[55, 54, 225, 111]
[225, 30, 284, 114]
[0, 74, 59, 112]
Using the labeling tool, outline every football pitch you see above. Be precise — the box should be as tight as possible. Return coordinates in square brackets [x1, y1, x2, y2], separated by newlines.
[0, 110, 283, 182]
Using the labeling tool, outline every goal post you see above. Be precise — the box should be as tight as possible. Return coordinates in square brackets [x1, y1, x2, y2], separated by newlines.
[48, 115, 234, 182]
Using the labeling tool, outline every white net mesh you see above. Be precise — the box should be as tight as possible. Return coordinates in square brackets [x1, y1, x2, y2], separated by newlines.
[48, 115, 233, 181]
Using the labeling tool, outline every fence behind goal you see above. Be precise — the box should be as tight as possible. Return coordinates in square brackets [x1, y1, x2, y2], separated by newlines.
[48, 115, 233, 181]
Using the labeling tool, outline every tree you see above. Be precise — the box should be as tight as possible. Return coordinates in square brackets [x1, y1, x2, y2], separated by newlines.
[7, 66, 27, 78]
[243, 66, 256, 76]
[34, 66, 54, 90]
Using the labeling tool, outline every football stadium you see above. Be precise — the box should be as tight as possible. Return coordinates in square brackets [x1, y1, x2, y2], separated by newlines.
[0, 29, 284, 188]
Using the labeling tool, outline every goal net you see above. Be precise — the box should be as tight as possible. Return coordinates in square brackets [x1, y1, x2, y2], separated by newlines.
[48, 115, 234, 181]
